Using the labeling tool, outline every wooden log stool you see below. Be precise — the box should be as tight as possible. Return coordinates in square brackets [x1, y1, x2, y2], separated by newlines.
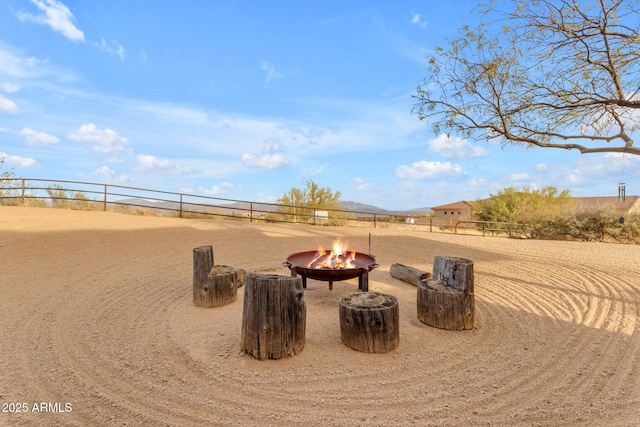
[417, 256, 475, 331]
[339, 292, 399, 353]
[193, 245, 245, 308]
[240, 274, 306, 360]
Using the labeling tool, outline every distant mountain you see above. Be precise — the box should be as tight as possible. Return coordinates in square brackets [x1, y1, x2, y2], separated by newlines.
[339, 201, 388, 213]
[340, 201, 431, 216]
[115, 198, 430, 216]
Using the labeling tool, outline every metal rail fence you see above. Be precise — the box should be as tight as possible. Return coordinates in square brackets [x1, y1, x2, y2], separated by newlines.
[0, 177, 520, 236]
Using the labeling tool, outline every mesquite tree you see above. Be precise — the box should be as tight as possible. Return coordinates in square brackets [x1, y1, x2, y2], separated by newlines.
[413, 0, 640, 156]
[276, 179, 343, 223]
[474, 185, 574, 238]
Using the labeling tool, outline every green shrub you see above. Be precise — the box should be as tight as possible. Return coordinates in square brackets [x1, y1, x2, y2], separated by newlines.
[474, 186, 574, 239]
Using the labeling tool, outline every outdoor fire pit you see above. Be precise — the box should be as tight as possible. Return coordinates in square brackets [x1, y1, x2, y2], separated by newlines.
[283, 240, 378, 291]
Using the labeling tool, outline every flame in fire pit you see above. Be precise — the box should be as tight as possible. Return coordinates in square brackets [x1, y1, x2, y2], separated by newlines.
[307, 239, 359, 269]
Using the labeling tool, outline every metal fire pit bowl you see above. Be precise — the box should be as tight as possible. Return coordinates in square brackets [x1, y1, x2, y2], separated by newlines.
[283, 251, 378, 291]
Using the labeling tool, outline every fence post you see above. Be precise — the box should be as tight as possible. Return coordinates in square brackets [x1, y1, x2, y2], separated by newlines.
[179, 194, 183, 218]
[429, 217, 432, 233]
[103, 185, 107, 211]
[373, 213, 377, 228]
[21, 179, 26, 204]
[250, 202, 253, 222]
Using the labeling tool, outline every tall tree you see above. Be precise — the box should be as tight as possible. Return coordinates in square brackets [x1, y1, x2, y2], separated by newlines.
[413, 0, 640, 156]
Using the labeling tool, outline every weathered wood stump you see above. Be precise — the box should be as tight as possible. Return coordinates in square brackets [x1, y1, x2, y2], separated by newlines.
[390, 263, 432, 286]
[193, 246, 244, 308]
[241, 274, 306, 360]
[417, 256, 475, 330]
[339, 292, 399, 353]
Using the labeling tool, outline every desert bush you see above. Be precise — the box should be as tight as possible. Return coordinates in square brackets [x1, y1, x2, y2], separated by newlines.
[550, 211, 640, 244]
[110, 203, 162, 216]
[0, 162, 20, 205]
[1, 173, 46, 207]
[474, 186, 574, 239]
[21, 197, 48, 208]
[179, 208, 224, 219]
[45, 185, 101, 210]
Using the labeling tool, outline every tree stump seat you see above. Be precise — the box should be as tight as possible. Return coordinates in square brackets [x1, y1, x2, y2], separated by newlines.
[240, 274, 306, 360]
[417, 256, 475, 330]
[339, 292, 399, 353]
[193, 245, 245, 308]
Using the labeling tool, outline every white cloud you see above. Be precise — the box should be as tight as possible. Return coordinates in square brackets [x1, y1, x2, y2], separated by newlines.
[136, 154, 192, 175]
[0, 47, 28, 77]
[242, 140, 290, 169]
[241, 153, 289, 169]
[565, 171, 582, 184]
[199, 182, 234, 195]
[96, 37, 125, 61]
[396, 160, 465, 180]
[262, 139, 286, 154]
[17, 0, 85, 42]
[0, 152, 37, 168]
[508, 173, 530, 181]
[351, 177, 375, 191]
[410, 12, 428, 28]
[139, 49, 147, 64]
[1, 83, 20, 93]
[261, 60, 283, 85]
[93, 166, 130, 184]
[0, 94, 18, 114]
[549, 153, 640, 187]
[428, 134, 488, 159]
[69, 123, 130, 154]
[469, 177, 487, 187]
[19, 128, 60, 146]
[277, 124, 326, 142]
[0, 43, 62, 81]
[136, 102, 211, 126]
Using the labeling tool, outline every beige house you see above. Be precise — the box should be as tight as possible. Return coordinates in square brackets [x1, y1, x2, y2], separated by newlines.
[430, 201, 476, 220]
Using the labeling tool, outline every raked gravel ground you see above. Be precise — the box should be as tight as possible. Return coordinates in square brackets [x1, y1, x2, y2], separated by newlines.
[1, 206, 639, 426]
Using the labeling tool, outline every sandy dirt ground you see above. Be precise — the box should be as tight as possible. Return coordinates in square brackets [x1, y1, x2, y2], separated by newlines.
[0, 206, 639, 426]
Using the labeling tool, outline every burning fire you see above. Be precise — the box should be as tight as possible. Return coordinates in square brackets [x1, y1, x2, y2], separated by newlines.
[307, 238, 359, 269]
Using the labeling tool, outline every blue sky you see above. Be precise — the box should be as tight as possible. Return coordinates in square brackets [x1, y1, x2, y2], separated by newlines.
[1, 0, 638, 210]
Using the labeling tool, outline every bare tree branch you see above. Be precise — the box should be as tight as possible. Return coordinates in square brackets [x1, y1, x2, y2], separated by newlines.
[413, 0, 640, 156]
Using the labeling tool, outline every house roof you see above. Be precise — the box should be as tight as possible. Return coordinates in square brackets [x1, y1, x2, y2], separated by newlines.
[573, 196, 639, 213]
[431, 201, 475, 211]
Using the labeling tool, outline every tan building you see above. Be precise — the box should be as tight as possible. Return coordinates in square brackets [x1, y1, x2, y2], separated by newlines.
[430, 201, 476, 220]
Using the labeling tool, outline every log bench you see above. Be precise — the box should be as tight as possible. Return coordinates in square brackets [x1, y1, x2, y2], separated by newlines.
[390, 263, 432, 286]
